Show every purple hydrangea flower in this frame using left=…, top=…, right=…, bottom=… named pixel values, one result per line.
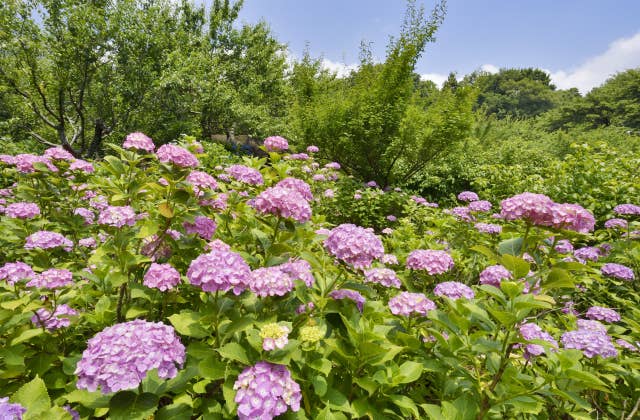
left=73, top=207, right=95, bottom=225
left=306, top=145, right=319, bottom=153
left=406, top=250, right=454, bottom=275
left=434, top=281, right=475, bottom=300
left=285, top=153, right=310, bottom=161
left=576, top=319, right=607, bottom=333
left=386, top=214, right=397, bottom=222
left=25, top=231, right=73, bottom=251
left=27, top=269, right=73, bottom=289
left=554, top=239, right=574, bottom=254
left=186, top=171, right=218, bottom=196
left=366, top=181, right=378, bottom=188
left=457, top=191, right=479, bottom=202
left=500, top=192, right=555, bottom=226
left=601, top=263, right=635, bottom=281
left=251, top=186, right=312, bottom=223
left=586, top=306, right=621, bottom=323
left=75, top=320, right=185, bottom=394
left=389, top=292, right=436, bottom=316
left=381, top=227, right=394, bottom=235
left=604, top=218, right=628, bottom=229
left=14, top=153, right=57, bottom=173
left=249, top=266, right=295, bottom=297
left=187, top=247, right=251, bottom=295
left=264, top=136, right=289, bottom=152
left=5, top=202, right=40, bottom=219
left=380, top=254, right=399, bottom=265
left=449, top=206, right=472, bottom=221
left=69, top=159, right=94, bottom=173
left=156, top=144, right=199, bottom=167
left=260, top=323, right=290, bottom=351
left=479, top=264, right=512, bottom=287
left=183, top=216, right=217, bottom=240
left=519, top=322, right=558, bottom=357
left=78, top=237, right=97, bottom=248
left=468, top=200, right=492, bottom=212
left=98, top=206, right=137, bottom=228
left=616, top=339, right=639, bottom=352
left=573, top=246, right=600, bottom=264
left=144, top=263, right=181, bottom=291
left=32, top=304, right=77, bottom=330
left=353, top=193, right=362, bottom=200
left=614, top=204, right=640, bottom=216
left=44, top=147, right=75, bottom=161
left=549, top=203, right=595, bottom=233
left=474, top=223, right=502, bottom=234
left=123, top=132, right=155, bottom=152
left=561, top=329, right=617, bottom=358
left=225, top=165, right=263, bottom=185
left=329, top=289, right=366, bottom=312
left=0, top=397, right=26, bottom=419
left=233, top=362, right=301, bottom=420
left=324, top=162, right=340, bottom=170
left=323, top=189, right=335, bottom=198
left=279, top=259, right=314, bottom=287
left=276, top=177, right=313, bottom=201
left=363, top=268, right=401, bottom=288
left=324, top=224, right=384, bottom=269
left=0, top=262, right=35, bottom=285
left=411, top=195, right=428, bottom=205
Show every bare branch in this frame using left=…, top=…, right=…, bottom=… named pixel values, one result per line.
left=29, top=132, right=58, bottom=147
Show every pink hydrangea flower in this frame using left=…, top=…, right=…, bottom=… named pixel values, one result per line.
left=98, top=206, right=137, bottom=228
left=363, top=268, right=401, bottom=288
left=251, top=186, right=311, bottom=223
left=389, top=292, right=436, bottom=316
left=32, top=304, right=78, bottom=330
left=434, top=281, right=475, bottom=300
left=264, top=136, right=289, bottom=151
left=306, top=145, right=319, bottom=153
left=183, top=216, right=217, bottom=240
left=69, top=159, right=95, bottom=173
left=457, top=191, right=479, bottom=202
left=324, top=224, right=384, bottom=269
left=500, top=193, right=555, bottom=226
left=44, top=147, right=75, bottom=160
left=5, top=202, right=40, bottom=219
left=225, top=165, right=264, bottom=185
left=276, top=177, right=313, bottom=201
left=329, top=289, right=366, bottom=312
left=249, top=266, right=294, bottom=297
left=144, top=263, right=181, bottom=291
left=549, top=203, right=595, bottom=233
left=123, top=132, right=155, bottom=152
left=187, top=247, right=251, bottom=295
left=406, top=250, right=454, bottom=275
left=186, top=170, right=218, bottom=196
left=0, top=262, right=35, bottom=285
left=156, top=144, right=199, bottom=167
left=25, top=231, right=73, bottom=251
left=479, top=264, right=512, bottom=287
left=27, top=268, right=73, bottom=289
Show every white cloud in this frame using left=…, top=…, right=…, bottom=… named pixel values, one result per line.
left=419, top=72, right=449, bottom=87
left=321, top=59, right=358, bottom=78
left=548, top=31, right=640, bottom=94
left=480, top=63, right=499, bottom=74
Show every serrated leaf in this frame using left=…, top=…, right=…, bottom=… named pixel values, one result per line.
left=497, top=237, right=523, bottom=256
left=11, top=328, right=44, bottom=345
left=64, top=389, right=110, bottom=409
left=109, top=391, right=158, bottom=420
left=12, top=376, right=50, bottom=416
left=158, top=202, right=174, bottom=218
left=217, top=342, right=250, bottom=365
left=168, top=311, right=210, bottom=338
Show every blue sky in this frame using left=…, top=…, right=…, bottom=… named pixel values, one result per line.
left=231, top=0, right=640, bottom=93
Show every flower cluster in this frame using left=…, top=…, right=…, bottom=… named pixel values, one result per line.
left=143, top=263, right=181, bottom=291
left=233, top=362, right=301, bottom=420
left=329, top=289, right=366, bottom=312
left=14, top=153, right=57, bottom=173
left=405, top=250, right=454, bottom=275
left=561, top=328, right=617, bottom=359
left=75, top=320, right=185, bottom=394
left=586, top=306, right=621, bottom=323
left=98, top=206, right=137, bottom=228
left=249, top=266, right=295, bottom=297
left=306, top=145, right=319, bottom=153
left=187, top=247, right=251, bottom=295
left=614, top=203, right=640, bottom=216
left=183, top=216, right=217, bottom=240
left=604, top=218, right=628, bottom=229
left=32, top=304, right=78, bottom=330
left=474, top=222, right=502, bottom=234
left=479, top=265, right=512, bottom=287
left=225, top=164, right=264, bottom=185
left=573, top=246, right=600, bottom=263
left=285, top=153, right=309, bottom=161
left=468, top=200, right=492, bottom=212
left=27, top=269, right=73, bottom=289
left=186, top=170, right=218, bottom=196
left=251, top=186, right=311, bottom=223
left=279, top=259, right=315, bottom=287
left=5, top=202, right=40, bottom=219
left=123, top=132, right=155, bottom=152
left=44, top=147, right=75, bottom=161
left=389, top=292, right=436, bottom=316
left=260, top=323, right=290, bottom=351
left=25, top=231, right=73, bottom=251
left=549, top=203, right=595, bottom=233
left=69, top=159, right=95, bottom=173
left=73, top=207, right=95, bottom=225
left=324, top=224, right=384, bottom=269
left=457, top=191, right=479, bottom=202
left=434, top=281, right=475, bottom=300
left=554, top=239, right=574, bottom=254
left=276, top=177, right=313, bottom=201
left=519, top=323, right=557, bottom=357
left=601, top=263, right=635, bottom=281
left=0, top=397, right=26, bottom=419
left=0, top=262, right=35, bottom=285
left=500, top=193, right=555, bottom=225
left=156, top=144, right=199, bottom=168
left=363, top=268, right=402, bottom=288
left=300, top=325, right=323, bottom=343
left=264, top=136, right=289, bottom=151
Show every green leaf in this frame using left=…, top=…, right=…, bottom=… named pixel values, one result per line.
left=1, top=295, right=30, bottom=310
left=158, top=202, right=174, bottom=219
left=12, top=376, right=50, bottom=416
left=353, top=376, right=378, bottom=396
left=11, top=328, right=44, bottom=345
left=312, top=375, right=328, bottom=397
left=217, top=342, right=250, bottom=365
left=390, top=394, right=420, bottom=417
left=156, top=403, right=193, bottom=420
left=308, top=358, right=332, bottom=376
left=499, top=255, right=530, bottom=278
left=64, top=389, right=110, bottom=409
left=497, top=237, right=523, bottom=256
left=470, top=245, right=498, bottom=262
left=168, top=311, right=210, bottom=338
left=109, top=391, right=159, bottom=420
left=394, top=361, right=423, bottom=385
left=544, top=268, right=576, bottom=290
left=199, top=356, right=226, bottom=380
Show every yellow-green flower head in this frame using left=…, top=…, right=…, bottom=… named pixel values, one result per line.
left=299, top=325, right=323, bottom=343
left=260, top=323, right=290, bottom=351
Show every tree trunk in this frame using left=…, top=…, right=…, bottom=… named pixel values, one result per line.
left=86, top=118, right=105, bottom=158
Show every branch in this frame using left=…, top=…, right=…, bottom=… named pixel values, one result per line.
left=29, top=132, right=58, bottom=147
left=17, top=39, right=60, bottom=122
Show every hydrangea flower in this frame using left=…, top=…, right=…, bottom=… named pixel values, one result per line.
left=279, top=259, right=314, bottom=287
left=251, top=187, right=311, bottom=223
left=27, top=269, right=73, bottom=289
left=156, top=144, right=199, bottom=168
left=264, top=136, right=289, bottom=151
left=78, top=237, right=97, bottom=248
left=329, top=289, right=366, bottom=312
left=260, top=323, right=290, bottom=351
left=434, top=281, right=475, bottom=300
left=519, top=323, right=557, bottom=357
left=285, top=153, right=310, bottom=161
left=324, top=224, right=384, bottom=269
left=457, top=191, right=479, bottom=202
left=324, top=162, right=340, bottom=170
left=468, top=200, right=492, bottom=212
left=299, top=325, right=323, bottom=343
left=75, top=320, right=185, bottom=394
left=186, top=170, right=218, bottom=196
left=389, top=292, right=436, bottom=316
left=363, top=268, right=401, bottom=288
left=586, top=306, right=621, bottom=323
left=500, top=192, right=555, bottom=226
left=380, top=254, right=399, bottom=265
left=604, top=218, right=628, bottom=229
left=187, top=247, right=251, bottom=295
left=73, top=207, right=95, bottom=225
left=323, top=189, right=335, bottom=198
left=32, top=304, right=78, bottom=330
left=616, top=339, right=639, bottom=352
left=43, top=147, right=74, bottom=161
left=233, top=362, right=301, bottom=420
left=225, top=165, right=264, bottom=185
left=601, top=263, right=635, bottom=281
left=183, top=216, right=217, bottom=240
left=554, top=239, right=574, bottom=254
left=98, top=206, right=137, bottom=228
left=474, top=223, right=502, bottom=234
left=561, top=329, right=617, bottom=358
left=144, top=263, right=181, bottom=291
left=381, top=227, right=394, bottom=235
left=5, top=202, right=40, bottom=219
left=123, top=132, right=155, bottom=152
left=306, top=145, right=319, bottom=153
left=276, top=178, right=313, bottom=201
left=25, top=231, right=73, bottom=251
left=406, top=250, right=454, bottom=275
left=386, top=214, right=397, bottom=222
left=14, top=153, right=57, bottom=173
left=549, top=203, right=595, bottom=233
left=0, top=397, right=26, bottom=419
left=0, top=262, right=35, bottom=285
left=576, top=319, right=607, bottom=333
left=479, top=264, right=512, bottom=287
left=573, top=246, right=600, bottom=263
left=614, top=204, right=640, bottom=216
left=249, top=266, right=294, bottom=297
left=366, top=181, right=378, bottom=188
left=449, top=206, right=472, bottom=221
left=69, top=159, right=95, bottom=173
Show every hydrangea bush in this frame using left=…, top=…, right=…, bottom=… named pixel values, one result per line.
left=0, top=134, right=638, bottom=419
